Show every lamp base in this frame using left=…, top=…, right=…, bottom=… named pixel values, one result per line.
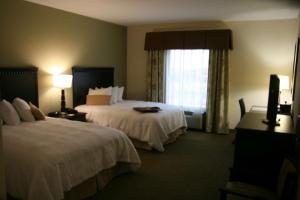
left=61, top=89, right=66, bottom=112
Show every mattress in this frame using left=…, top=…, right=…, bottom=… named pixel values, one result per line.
left=75, top=100, right=187, bottom=152
left=2, top=117, right=141, bottom=200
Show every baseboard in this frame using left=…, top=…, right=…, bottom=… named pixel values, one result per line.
left=187, top=127, right=205, bottom=132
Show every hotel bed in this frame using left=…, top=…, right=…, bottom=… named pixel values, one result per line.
left=72, top=67, right=187, bottom=152
left=0, top=67, right=141, bottom=200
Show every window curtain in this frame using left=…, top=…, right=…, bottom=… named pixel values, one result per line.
left=206, top=49, right=229, bottom=134
left=146, top=50, right=166, bottom=102
left=165, top=50, right=209, bottom=113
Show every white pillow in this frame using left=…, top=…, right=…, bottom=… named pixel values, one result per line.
left=12, top=97, right=35, bottom=122
left=111, top=86, right=119, bottom=104
left=88, top=87, right=112, bottom=96
left=88, top=88, right=96, bottom=95
left=0, top=99, right=21, bottom=125
left=87, top=87, right=113, bottom=104
left=103, top=86, right=112, bottom=95
left=118, top=86, right=124, bottom=102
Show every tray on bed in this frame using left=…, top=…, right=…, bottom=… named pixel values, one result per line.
left=133, top=106, right=161, bottom=113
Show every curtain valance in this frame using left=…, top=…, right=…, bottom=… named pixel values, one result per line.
left=144, top=29, right=232, bottom=50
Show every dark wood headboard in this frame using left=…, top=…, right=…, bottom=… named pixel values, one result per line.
left=72, top=67, right=114, bottom=107
left=0, top=66, right=39, bottom=106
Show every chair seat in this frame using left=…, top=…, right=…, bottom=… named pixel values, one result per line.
left=220, top=159, right=297, bottom=200
left=220, top=181, right=278, bottom=200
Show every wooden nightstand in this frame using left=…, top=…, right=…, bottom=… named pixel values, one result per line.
left=48, top=112, right=87, bottom=122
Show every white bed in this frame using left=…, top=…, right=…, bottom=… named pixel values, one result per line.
left=3, top=117, right=141, bottom=200
left=75, top=100, right=187, bottom=152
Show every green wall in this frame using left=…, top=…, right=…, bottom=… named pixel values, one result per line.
left=0, top=0, right=127, bottom=113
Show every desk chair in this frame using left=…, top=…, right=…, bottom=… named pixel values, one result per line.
left=219, top=158, right=297, bottom=200
left=239, top=98, right=246, bottom=119
left=232, top=98, right=246, bottom=145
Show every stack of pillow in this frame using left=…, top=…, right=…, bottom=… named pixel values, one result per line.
left=0, top=97, right=45, bottom=126
left=86, top=86, right=124, bottom=105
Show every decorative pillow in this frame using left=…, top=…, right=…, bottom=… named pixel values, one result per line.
left=12, top=98, right=35, bottom=122
left=86, top=95, right=112, bottom=105
left=29, top=102, right=46, bottom=120
left=118, top=86, right=124, bottom=102
left=0, top=99, right=21, bottom=125
left=111, top=86, right=119, bottom=104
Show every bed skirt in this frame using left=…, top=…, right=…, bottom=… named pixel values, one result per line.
left=8, top=162, right=138, bottom=200
left=130, top=127, right=186, bottom=151
left=63, top=162, right=138, bottom=200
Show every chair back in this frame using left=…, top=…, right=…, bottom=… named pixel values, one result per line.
left=238, top=98, right=246, bottom=119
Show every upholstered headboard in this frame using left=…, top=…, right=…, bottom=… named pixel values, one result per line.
left=0, top=67, right=39, bottom=106
left=72, top=67, right=114, bottom=107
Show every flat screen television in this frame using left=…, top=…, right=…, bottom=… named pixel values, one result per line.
left=263, top=74, right=280, bottom=126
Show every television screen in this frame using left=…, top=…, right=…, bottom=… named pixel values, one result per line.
left=265, top=74, right=280, bottom=125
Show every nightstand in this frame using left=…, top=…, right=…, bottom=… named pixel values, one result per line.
left=48, top=112, right=87, bottom=122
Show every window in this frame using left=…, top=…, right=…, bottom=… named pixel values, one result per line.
left=165, top=49, right=209, bottom=113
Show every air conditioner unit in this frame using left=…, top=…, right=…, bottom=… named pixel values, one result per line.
left=184, top=111, right=205, bottom=130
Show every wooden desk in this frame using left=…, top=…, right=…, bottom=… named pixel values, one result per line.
left=233, top=112, right=296, bottom=189
left=236, top=112, right=294, bottom=134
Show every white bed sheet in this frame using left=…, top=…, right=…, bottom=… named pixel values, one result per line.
left=76, top=100, right=187, bottom=152
left=3, top=117, right=141, bottom=200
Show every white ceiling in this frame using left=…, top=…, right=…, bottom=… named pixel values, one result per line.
left=26, top=0, right=300, bottom=26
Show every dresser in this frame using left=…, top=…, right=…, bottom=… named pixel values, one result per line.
left=233, top=112, right=296, bottom=190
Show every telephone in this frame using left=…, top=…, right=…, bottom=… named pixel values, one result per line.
left=48, top=108, right=78, bottom=117
left=48, top=111, right=60, bottom=117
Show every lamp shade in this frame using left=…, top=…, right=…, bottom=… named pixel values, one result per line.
left=53, top=74, right=72, bottom=89
left=278, top=75, right=289, bottom=90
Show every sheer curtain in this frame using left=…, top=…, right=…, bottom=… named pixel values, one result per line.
left=165, top=50, right=209, bottom=113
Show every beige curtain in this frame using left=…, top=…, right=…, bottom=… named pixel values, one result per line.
left=146, top=50, right=166, bottom=102
left=206, top=49, right=229, bottom=134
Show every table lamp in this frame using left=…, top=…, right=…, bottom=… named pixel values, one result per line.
left=278, top=75, right=290, bottom=104
left=53, top=74, right=72, bottom=112
left=279, top=75, right=289, bottom=91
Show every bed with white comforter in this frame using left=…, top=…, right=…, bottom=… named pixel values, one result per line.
left=3, top=117, right=141, bottom=200
left=75, top=100, right=187, bottom=152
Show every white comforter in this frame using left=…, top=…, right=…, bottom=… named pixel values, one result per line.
left=2, top=118, right=141, bottom=200
left=76, top=100, right=187, bottom=152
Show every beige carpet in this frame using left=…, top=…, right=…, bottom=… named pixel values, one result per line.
left=95, top=131, right=235, bottom=200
